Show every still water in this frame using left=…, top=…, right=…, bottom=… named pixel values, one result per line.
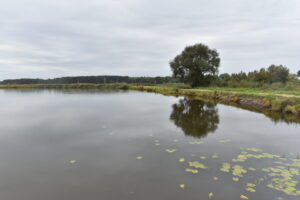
left=0, top=89, right=299, bottom=200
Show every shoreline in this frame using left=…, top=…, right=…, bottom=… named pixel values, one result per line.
left=1, top=83, right=300, bottom=122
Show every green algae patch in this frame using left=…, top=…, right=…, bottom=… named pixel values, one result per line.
left=232, top=151, right=281, bottom=162
left=246, top=148, right=262, bottom=152
left=233, top=177, right=240, bottom=181
left=212, top=153, right=219, bottom=158
left=246, top=183, right=256, bottom=187
left=189, top=141, right=203, bottom=144
left=69, top=160, right=77, bottom=164
left=219, top=139, right=231, bottom=143
left=287, top=159, right=300, bottom=168
left=185, top=168, right=199, bottom=174
left=136, top=156, right=143, bottom=160
left=265, top=167, right=300, bottom=196
left=232, top=154, right=248, bottom=162
left=246, top=187, right=256, bottom=192
left=165, top=149, right=177, bottom=153
left=220, top=162, right=231, bottom=173
left=240, top=195, right=249, bottom=199
left=189, top=161, right=208, bottom=169
left=232, top=165, right=247, bottom=177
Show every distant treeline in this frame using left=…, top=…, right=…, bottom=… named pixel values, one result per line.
left=0, top=76, right=177, bottom=85
left=1, top=65, right=299, bottom=89
left=212, top=65, right=300, bottom=88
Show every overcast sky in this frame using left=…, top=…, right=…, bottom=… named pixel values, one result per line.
left=0, top=0, right=299, bottom=80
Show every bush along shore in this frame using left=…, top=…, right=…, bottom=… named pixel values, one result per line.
left=1, top=83, right=300, bottom=122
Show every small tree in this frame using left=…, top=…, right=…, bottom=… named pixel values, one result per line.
left=169, top=43, right=220, bottom=87
left=253, top=68, right=269, bottom=83
left=267, top=65, right=289, bottom=83
left=297, top=70, right=300, bottom=77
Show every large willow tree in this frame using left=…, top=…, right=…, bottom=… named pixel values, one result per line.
left=169, top=43, right=220, bottom=87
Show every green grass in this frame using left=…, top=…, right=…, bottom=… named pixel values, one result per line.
left=129, top=84, right=300, bottom=119
left=141, top=84, right=300, bottom=100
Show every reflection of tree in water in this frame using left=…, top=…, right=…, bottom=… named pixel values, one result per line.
left=170, top=98, right=219, bottom=138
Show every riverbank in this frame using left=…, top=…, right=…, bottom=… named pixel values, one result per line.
left=1, top=83, right=300, bottom=122
left=128, top=85, right=300, bottom=121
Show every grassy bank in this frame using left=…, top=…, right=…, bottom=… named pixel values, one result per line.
left=1, top=83, right=300, bottom=122
left=128, top=85, right=300, bottom=121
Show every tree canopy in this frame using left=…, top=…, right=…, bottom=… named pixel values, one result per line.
left=169, top=43, right=220, bottom=87
left=267, top=65, right=289, bottom=83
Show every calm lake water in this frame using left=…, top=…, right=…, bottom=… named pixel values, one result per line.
left=0, top=89, right=299, bottom=200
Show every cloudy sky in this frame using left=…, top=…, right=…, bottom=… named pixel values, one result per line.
left=0, top=0, right=299, bottom=80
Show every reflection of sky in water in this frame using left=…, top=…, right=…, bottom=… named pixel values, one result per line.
left=0, top=90, right=299, bottom=200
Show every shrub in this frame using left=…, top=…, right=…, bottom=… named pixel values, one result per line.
left=284, top=105, right=297, bottom=114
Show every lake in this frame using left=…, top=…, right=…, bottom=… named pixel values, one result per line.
left=0, top=89, right=299, bottom=200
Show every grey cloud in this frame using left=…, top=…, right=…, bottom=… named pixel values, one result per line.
left=0, top=0, right=299, bottom=80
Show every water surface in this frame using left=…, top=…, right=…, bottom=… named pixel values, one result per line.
left=0, top=90, right=299, bottom=200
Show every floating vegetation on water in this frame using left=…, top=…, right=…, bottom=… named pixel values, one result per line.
left=136, top=156, right=143, bottom=160
left=240, top=195, right=249, bottom=199
left=189, top=161, right=207, bottom=169
left=136, top=136, right=300, bottom=198
left=212, top=153, right=219, bottom=158
left=232, top=154, right=248, bottom=162
left=154, top=140, right=161, bottom=146
left=189, top=141, right=203, bottom=145
left=246, top=183, right=256, bottom=187
left=266, top=167, right=300, bottom=196
left=246, top=148, right=262, bottom=152
left=185, top=168, right=198, bottom=174
left=219, top=139, right=231, bottom=143
left=232, top=165, right=247, bottom=177
left=261, top=168, right=270, bottom=172
left=232, top=152, right=280, bottom=162
left=165, top=149, right=177, bottom=153
left=287, top=159, right=300, bottom=168
left=69, top=160, right=76, bottom=164
left=246, top=187, right=256, bottom=192
left=220, top=162, right=231, bottom=173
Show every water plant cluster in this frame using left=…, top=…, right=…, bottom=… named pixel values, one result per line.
left=135, top=136, right=300, bottom=199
